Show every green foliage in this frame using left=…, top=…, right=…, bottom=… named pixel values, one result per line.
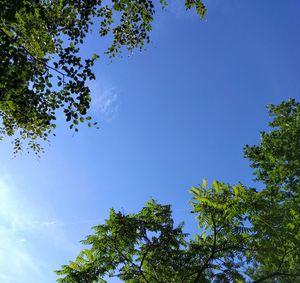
left=0, top=0, right=206, bottom=154
left=57, top=100, right=300, bottom=282
left=56, top=199, right=200, bottom=282
left=244, top=99, right=300, bottom=282
left=244, top=99, right=300, bottom=191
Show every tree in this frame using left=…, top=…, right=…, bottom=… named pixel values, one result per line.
left=243, top=99, right=300, bottom=282
left=0, top=0, right=206, bottom=154
left=56, top=99, right=300, bottom=282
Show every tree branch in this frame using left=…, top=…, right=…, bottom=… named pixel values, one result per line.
left=252, top=272, right=300, bottom=283
left=252, top=248, right=297, bottom=283
left=0, top=27, right=67, bottom=77
left=110, top=239, right=160, bottom=283
left=193, top=213, right=218, bottom=282
left=139, top=243, right=153, bottom=270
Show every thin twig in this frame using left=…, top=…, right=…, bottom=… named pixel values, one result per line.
left=252, top=272, right=300, bottom=283
left=0, top=27, right=67, bottom=78
left=193, top=213, right=218, bottom=282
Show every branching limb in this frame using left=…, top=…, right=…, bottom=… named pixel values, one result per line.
left=252, top=272, right=300, bottom=283
left=193, top=213, right=218, bottom=283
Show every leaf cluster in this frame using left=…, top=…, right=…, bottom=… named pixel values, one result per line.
left=0, top=0, right=206, bottom=154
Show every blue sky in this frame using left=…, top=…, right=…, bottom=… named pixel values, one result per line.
left=1, top=1, right=300, bottom=282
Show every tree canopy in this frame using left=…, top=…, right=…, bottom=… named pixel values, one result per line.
left=56, top=99, right=300, bottom=282
left=0, top=0, right=206, bottom=154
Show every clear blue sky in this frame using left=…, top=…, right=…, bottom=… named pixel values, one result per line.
left=0, top=1, right=299, bottom=282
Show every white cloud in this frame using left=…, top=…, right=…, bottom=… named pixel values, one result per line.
left=89, top=79, right=119, bottom=122
left=0, top=176, right=75, bottom=283
left=0, top=180, right=46, bottom=282
left=40, top=221, right=64, bottom=227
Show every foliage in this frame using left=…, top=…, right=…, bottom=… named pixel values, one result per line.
left=0, top=0, right=206, bottom=154
left=244, top=99, right=300, bottom=282
left=56, top=99, right=300, bottom=282
left=244, top=99, right=300, bottom=191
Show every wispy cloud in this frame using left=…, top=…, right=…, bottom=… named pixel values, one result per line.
left=0, top=176, right=75, bottom=283
left=0, top=179, right=46, bottom=282
left=89, top=78, right=119, bottom=122
left=40, top=221, right=64, bottom=227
